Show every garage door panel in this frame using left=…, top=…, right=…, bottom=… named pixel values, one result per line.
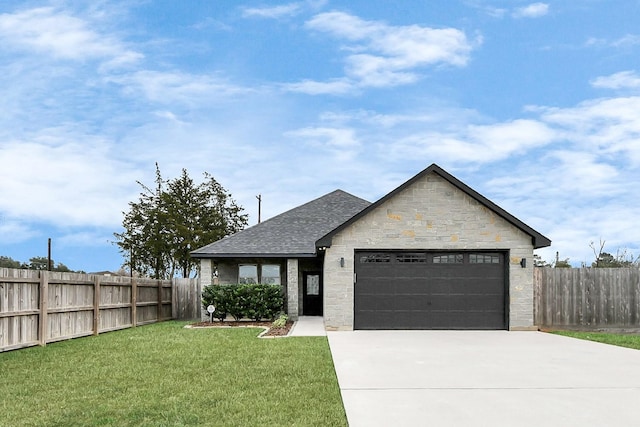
left=355, top=251, right=506, bottom=330
left=392, top=295, right=430, bottom=311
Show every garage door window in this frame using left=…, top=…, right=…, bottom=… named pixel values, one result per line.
left=470, top=254, right=500, bottom=264
left=396, top=254, right=427, bottom=263
left=433, top=254, right=463, bottom=264
left=360, top=254, right=391, bottom=263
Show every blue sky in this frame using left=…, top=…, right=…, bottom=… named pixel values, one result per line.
left=1, top=0, right=639, bottom=272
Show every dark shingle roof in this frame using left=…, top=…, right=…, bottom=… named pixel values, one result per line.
left=191, top=190, right=371, bottom=258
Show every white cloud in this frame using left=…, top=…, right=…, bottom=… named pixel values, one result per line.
left=0, top=135, right=138, bottom=228
left=284, top=78, right=354, bottom=95
left=242, top=3, right=302, bottom=19
left=285, top=126, right=361, bottom=161
left=0, top=219, right=39, bottom=244
left=295, top=11, right=473, bottom=92
left=110, top=70, right=253, bottom=106
left=0, top=7, right=141, bottom=67
left=58, top=231, right=113, bottom=248
left=591, top=71, right=640, bottom=90
left=586, top=34, right=640, bottom=49
left=512, top=3, right=549, bottom=18
left=611, top=34, right=640, bottom=48
left=386, top=119, right=555, bottom=164
left=536, top=96, right=640, bottom=165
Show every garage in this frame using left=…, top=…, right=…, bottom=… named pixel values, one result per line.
left=354, top=251, right=507, bottom=330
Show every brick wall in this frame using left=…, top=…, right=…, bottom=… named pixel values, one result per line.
left=323, top=172, right=535, bottom=330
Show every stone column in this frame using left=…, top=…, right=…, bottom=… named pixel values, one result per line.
left=287, top=259, right=299, bottom=320
left=200, top=259, right=213, bottom=321
left=200, top=259, right=213, bottom=288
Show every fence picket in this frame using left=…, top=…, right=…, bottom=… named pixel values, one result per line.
left=535, top=267, right=640, bottom=329
left=1, top=268, right=201, bottom=352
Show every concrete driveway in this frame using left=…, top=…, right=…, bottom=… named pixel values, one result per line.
left=327, top=331, right=640, bottom=427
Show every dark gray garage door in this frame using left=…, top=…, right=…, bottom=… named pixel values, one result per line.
left=354, top=251, right=506, bottom=330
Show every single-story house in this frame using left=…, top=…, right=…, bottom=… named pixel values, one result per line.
left=191, top=164, right=551, bottom=331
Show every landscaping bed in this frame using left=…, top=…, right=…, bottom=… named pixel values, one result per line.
left=188, top=320, right=295, bottom=337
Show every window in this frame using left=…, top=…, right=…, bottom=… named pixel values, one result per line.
left=470, top=254, right=500, bottom=264
left=360, top=254, right=391, bottom=263
left=396, top=254, right=427, bottom=263
left=238, top=265, right=258, bottom=284
left=432, top=254, right=463, bottom=264
left=261, top=264, right=281, bottom=285
left=238, top=264, right=281, bottom=285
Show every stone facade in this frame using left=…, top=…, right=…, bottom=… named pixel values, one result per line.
left=287, top=259, right=299, bottom=320
left=323, top=172, right=535, bottom=331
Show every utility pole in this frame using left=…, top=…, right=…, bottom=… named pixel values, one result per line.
left=47, top=238, right=52, bottom=271
left=256, top=194, right=262, bottom=224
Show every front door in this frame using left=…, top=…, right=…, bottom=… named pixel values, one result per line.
left=303, top=272, right=323, bottom=316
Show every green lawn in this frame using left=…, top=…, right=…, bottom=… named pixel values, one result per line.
left=552, top=331, right=640, bottom=350
left=0, top=321, right=347, bottom=427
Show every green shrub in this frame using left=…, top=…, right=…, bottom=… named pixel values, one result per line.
left=201, top=285, right=228, bottom=321
left=272, top=313, right=288, bottom=328
left=202, top=283, right=284, bottom=321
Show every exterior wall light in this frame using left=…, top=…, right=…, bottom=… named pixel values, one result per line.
left=340, top=257, right=345, bottom=268
left=520, top=258, right=527, bottom=268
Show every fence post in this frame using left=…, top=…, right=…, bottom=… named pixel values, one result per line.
left=39, top=271, right=49, bottom=347
left=157, top=280, right=163, bottom=321
left=171, top=279, right=177, bottom=320
left=131, top=277, right=137, bottom=327
left=93, top=276, right=101, bottom=336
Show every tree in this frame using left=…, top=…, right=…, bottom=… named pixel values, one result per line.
left=590, top=239, right=640, bottom=268
left=114, top=165, right=248, bottom=279
left=27, top=256, right=72, bottom=272
left=0, top=256, right=22, bottom=269
left=533, top=252, right=571, bottom=268
left=554, top=258, right=572, bottom=268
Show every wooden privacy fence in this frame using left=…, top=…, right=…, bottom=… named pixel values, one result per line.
left=0, top=268, right=201, bottom=352
left=534, top=267, right=640, bottom=328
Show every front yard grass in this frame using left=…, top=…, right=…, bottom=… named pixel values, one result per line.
left=552, top=330, right=640, bottom=350
left=0, top=321, right=347, bottom=426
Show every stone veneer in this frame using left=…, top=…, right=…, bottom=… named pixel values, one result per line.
left=323, top=172, right=535, bottom=331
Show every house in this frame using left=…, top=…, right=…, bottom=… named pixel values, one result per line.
left=191, top=164, right=551, bottom=331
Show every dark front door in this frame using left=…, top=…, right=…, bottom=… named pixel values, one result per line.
left=303, top=272, right=323, bottom=316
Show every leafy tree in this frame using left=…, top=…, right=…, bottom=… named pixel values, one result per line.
left=28, top=256, right=49, bottom=271
left=590, top=239, right=640, bottom=268
left=0, top=256, right=22, bottom=269
left=27, top=256, right=72, bottom=272
left=114, top=164, right=248, bottom=279
left=0, top=255, right=75, bottom=272
left=554, top=258, right=572, bottom=268
left=534, top=252, right=571, bottom=268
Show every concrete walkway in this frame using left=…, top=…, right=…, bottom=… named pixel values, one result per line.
left=327, top=331, right=640, bottom=427
left=289, top=316, right=327, bottom=337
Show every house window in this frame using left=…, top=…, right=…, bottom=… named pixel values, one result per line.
left=238, top=264, right=281, bottom=285
left=261, top=264, right=281, bottom=285
left=238, top=265, right=258, bottom=284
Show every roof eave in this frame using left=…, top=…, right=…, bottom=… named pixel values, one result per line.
left=191, top=252, right=319, bottom=259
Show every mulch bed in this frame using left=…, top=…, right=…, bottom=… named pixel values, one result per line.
left=188, top=320, right=294, bottom=337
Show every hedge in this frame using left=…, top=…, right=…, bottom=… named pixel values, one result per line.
left=202, top=283, right=285, bottom=321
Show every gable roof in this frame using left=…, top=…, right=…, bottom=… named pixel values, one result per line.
left=316, top=163, right=551, bottom=249
left=191, top=190, right=371, bottom=258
